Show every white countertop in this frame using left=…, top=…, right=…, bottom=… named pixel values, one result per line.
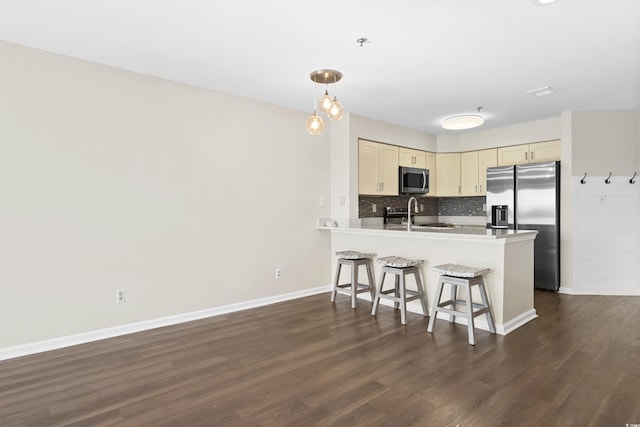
left=318, top=221, right=537, bottom=241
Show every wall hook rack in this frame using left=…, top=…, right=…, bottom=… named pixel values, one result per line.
left=580, top=173, right=587, bottom=184
left=630, top=172, right=637, bottom=184
left=605, top=173, right=612, bottom=184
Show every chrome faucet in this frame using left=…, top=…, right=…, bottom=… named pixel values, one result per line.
left=407, top=197, right=418, bottom=231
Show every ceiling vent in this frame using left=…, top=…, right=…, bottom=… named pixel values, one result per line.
left=526, top=86, right=556, bottom=97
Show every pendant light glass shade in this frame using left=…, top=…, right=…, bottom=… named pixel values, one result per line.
left=327, top=97, right=344, bottom=121
left=319, top=89, right=333, bottom=113
left=306, top=111, right=325, bottom=135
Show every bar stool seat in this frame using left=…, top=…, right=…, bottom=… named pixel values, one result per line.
left=331, top=251, right=376, bottom=309
left=427, top=263, right=496, bottom=345
left=371, top=256, right=428, bottom=325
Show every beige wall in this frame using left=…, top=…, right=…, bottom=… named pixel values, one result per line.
left=0, top=42, right=332, bottom=349
left=570, top=109, right=639, bottom=176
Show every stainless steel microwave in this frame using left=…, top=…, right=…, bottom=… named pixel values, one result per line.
left=399, top=166, right=429, bottom=194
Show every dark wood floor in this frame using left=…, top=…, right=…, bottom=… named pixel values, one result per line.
left=1, top=291, right=639, bottom=426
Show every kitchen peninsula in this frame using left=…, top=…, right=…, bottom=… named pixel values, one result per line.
left=319, top=223, right=538, bottom=334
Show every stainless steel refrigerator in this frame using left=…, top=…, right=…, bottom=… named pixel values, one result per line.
left=486, top=161, right=560, bottom=291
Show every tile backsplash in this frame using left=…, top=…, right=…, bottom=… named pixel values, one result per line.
left=437, top=196, right=486, bottom=216
left=359, top=195, right=485, bottom=218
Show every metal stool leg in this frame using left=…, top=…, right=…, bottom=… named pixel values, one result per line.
left=449, top=280, right=457, bottom=323
left=366, top=260, right=375, bottom=301
left=393, top=274, right=400, bottom=311
left=464, top=282, right=476, bottom=345
left=371, top=270, right=386, bottom=316
left=478, top=279, right=496, bottom=333
left=350, top=262, right=359, bottom=309
left=427, top=277, right=445, bottom=332
left=331, top=261, right=343, bottom=303
left=413, top=270, right=428, bottom=316
left=399, top=272, right=407, bottom=325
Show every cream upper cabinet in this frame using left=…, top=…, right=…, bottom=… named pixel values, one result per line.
left=425, top=151, right=436, bottom=197
left=530, top=140, right=561, bottom=163
left=358, top=139, right=399, bottom=195
left=497, top=140, right=560, bottom=166
left=460, top=151, right=480, bottom=196
left=398, top=147, right=426, bottom=168
left=478, top=148, right=498, bottom=195
left=460, top=149, right=497, bottom=196
left=435, top=152, right=461, bottom=197
left=497, top=145, right=530, bottom=166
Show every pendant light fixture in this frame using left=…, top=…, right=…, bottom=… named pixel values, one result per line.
left=306, top=69, right=344, bottom=135
left=442, top=107, right=485, bottom=131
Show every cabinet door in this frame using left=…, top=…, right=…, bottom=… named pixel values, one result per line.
left=398, top=148, right=414, bottom=167
left=530, top=140, right=561, bottom=163
left=460, top=151, right=480, bottom=196
left=435, top=152, right=461, bottom=197
left=497, top=144, right=529, bottom=166
left=425, top=151, right=436, bottom=197
left=478, top=148, right=497, bottom=195
left=378, top=144, right=399, bottom=195
left=411, top=150, right=426, bottom=168
left=358, top=140, right=380, bottom=195
left=398, top=148, right=426, bottom=168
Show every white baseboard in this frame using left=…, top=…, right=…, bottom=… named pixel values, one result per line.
left=432, top=308, right=537, bottom=336
left=0, top=285, right=331, bottom=362
left=499, top=309, right=538, bottom=335
left=559, top=286, right=640, bottom=296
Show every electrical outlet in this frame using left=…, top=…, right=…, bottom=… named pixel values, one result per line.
left=599, top=195, right=606, bottom=205
left=116, top=289, right=125, bottom=304
left=420, top=204, right=424, bottom=212
left=318, top=196, right=325, bottom=206
left=340, top=196, right=346, bottom=206
left=372, top=203, right=377, bottom=213
left=275, top=268, right=282, bottom=279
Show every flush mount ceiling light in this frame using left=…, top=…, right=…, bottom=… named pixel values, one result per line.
left=306, top=69, right=345, bottom=135
left=442, top=107, right=485, bottom=131
left=534, top=0, right=559, bottom=5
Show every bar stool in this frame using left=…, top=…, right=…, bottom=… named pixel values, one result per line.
left=427, top=263, right=496, bottom=345
left=331, top=251, right=376, bottom=309
left=371, top=256, right=428, bottom=325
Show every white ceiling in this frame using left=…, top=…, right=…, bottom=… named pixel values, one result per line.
left=1, top=0, right=639, bottom=134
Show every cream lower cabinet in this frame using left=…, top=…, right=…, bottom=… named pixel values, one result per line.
left=358, top=139, right=399, bottom=195
left=435, top=152, right=461, bottom=197
left=461, top=149, right=497, bottom=196
left=497, top=140, right=560, bottom=166
left=399, top=147, right=426, bottom=168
